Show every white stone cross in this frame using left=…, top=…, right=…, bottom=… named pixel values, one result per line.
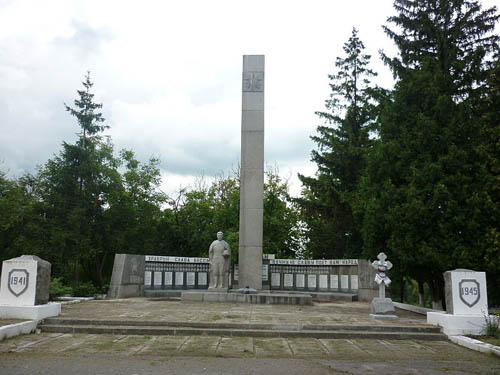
left=371, top=252, right=393, bottom=299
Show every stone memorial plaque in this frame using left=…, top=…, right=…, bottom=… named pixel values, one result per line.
left=444, top=270, right=488, bottom=315
left=0, top=255, right=51, bottom=306
left=153, top=272, right=162, bottom=286
left=175, top=272, right=184, bottom=286
left=144, top=271, right=152, bottom=286
left=330, top=275, right=339, bottom=289
left=341, top=275, right=349, bottom=289
left=271, top=273, right=281, bottom=287
left=164, top=271, right=173, bottom=286
left=284, top=273, right=293, bottom=287
left=296, top=273, right=305, bottom=288
left=198, top=272, right=207, bottom=285
left=262, top=264, right=269, bottom=281
left=319, top=274, right=328, bottom=289
left=308, top=274, right=317, bottom=289
left=186, top=272, right=195, bottom=286
left=351, top=275, right=359, bottom=290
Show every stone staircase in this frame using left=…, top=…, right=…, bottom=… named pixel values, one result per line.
left=39, top=318, right=445, bottom=340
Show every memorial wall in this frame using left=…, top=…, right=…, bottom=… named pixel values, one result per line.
left=144, top=255, right=360, bottom=293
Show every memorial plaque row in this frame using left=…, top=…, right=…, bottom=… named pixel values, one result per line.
left=144, top=267, right=209, bottom=289
left=270, top=273, right=358, bottom=291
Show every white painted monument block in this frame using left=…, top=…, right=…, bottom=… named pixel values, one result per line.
left=445, top=270, right=487, bottom=315
left=0, top=255, right=50, bottom=306
left=427, top=269, right=489, bottom=335
left=0, top=255, right=60, bottom=320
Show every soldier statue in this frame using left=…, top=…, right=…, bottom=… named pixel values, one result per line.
left=208, top=231, right=231, bottom=289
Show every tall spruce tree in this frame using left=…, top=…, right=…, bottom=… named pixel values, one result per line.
left=298, top=28, right=377, bottom=259
left=360, top=0, right=499, bottom=307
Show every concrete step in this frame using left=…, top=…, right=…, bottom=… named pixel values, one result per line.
left=39, top=324, right=446, bottom=340
left=41, top=318, right=441, bottom=333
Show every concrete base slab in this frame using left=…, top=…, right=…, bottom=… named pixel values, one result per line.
left=181, top=291, right=312, bottom=305
left=371, top=297, right=395, bottom=315
left=427, top=312, right=485, bottom=335
left=370, top=314, right=398, bottom=320
left=0, top=320, right=37, bottom=342
left=0, top=303, right=61, bottom=321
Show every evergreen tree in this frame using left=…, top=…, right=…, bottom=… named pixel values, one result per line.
left=298, top=28, right=378, bottom=259
left=360, top=0, right=499, bottom=307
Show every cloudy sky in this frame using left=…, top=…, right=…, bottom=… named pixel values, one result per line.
left=1, top=0, right=497, bottom=197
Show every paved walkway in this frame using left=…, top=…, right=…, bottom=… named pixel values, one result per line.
left=0, top=299, right=498, bottom=374
left=55, top=298, right=428, bottom=326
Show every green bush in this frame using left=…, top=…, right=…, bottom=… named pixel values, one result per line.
left=49, top=277, right=73, bottom=300
left=71, top=281, right=98, bottom=297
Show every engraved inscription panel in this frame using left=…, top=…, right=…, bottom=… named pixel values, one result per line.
left=144, top=271, right=152, bottom=286
left=154, top=272, right=162, bottom=286
left=198, top=272, right=207, bottom=285
left=319, top=274, right=328, bottom=289
left=330, top=275, right=339, bottom=289
left=308, top=274, right=317, bottom=289
left=175, top=272, right=184, bottom=286
left=164, top=271, right=173, bottom=286
left=243, top=72, right=264, bottom=92
left=296, top=274, right=305, bottom=288
left=271, top=273, right=281, bottom=287
left=186, top=272, right=195, bottom=286
left=284, top=273, right=293, bottom=287
left=351, top=275, right=359, bottom=290
left=341, top=275, right=349, bottom=289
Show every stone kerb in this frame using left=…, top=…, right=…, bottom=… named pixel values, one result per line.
left=0, top=255, right=60, bottom=320
left=427, top=269, right=489, bottom=336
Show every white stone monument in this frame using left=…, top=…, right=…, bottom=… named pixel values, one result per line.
left=238, top=55, right=265, bottom=290
left=0, top=255, right=61, bottom=320
left=369, top=252, right=397, bottom=319
left=427, top=269, right=488, bottom=335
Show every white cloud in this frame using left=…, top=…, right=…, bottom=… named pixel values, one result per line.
left=2, top=0, right=497, bottom=195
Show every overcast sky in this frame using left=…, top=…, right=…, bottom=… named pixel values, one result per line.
left=1, top=0, right=497, bottom=197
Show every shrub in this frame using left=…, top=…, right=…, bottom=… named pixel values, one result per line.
left=71, top=281, right=98, bottom=297
left=49, top=277, right=73, bottom=300
left=484, top=313, right=500, bottom=338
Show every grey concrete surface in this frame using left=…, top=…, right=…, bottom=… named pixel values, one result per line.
left=239, top=54, right=265, bottom=290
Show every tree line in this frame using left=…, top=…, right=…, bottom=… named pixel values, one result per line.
left=1, top=0, right=499, bottom=306
left=298, top=0, right=499, bottom=308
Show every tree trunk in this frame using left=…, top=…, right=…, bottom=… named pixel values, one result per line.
left=418, top=280, right=425, bottom=306
left=428, top=278, right=443, bottom=310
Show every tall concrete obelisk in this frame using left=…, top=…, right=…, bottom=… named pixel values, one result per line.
left=238, top=55, right=264, bottom=290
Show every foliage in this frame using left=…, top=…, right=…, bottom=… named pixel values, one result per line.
left=359, top=0, right=500, bottom=307
left=297, top=28, right=378, bottom=259
left=49, top=277, right=73, bottom=300
left=483, top=313, right=500, bottom=338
